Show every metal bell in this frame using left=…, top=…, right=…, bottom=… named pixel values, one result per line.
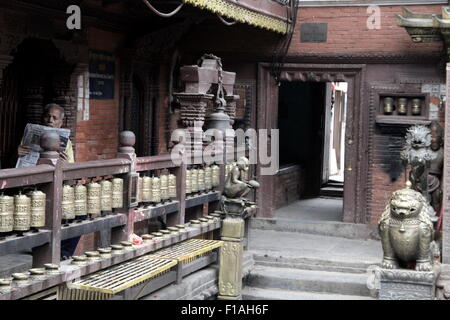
left=62, top=185, right=75, bottom=221
left=197, top=168, right=205, bottom=192
left=160, top=174, right=169, bottom=201
left=150, top=176, right=161, bottom=203
left=186, top=169, right=192, bottom=195
left=74, top=184, right=87, bottom=217
left=168, top=174, right=177, bottom=198
left=112, top=178, right=124, bottom=208
left=29, top=189, right=46, bottom=228
left=204, top=166, right=212, bottom=191
left=100, top=180, right=112, bottom=212
left=87, top=182, right=101, bottom=217
left=142, top=176, right=152, bottom=202
left=190, top=169, right=198, bottom=193
left=13, top=192, right=31, bottom=232
left=211, top=164, right=220, bottom=187
left=0, top=194, right=14, bottom=233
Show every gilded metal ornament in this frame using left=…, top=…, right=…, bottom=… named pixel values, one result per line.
left=87, top=182, right=101, bottom=217
left=168, top=174, right=177, bottom=198
left=28, top=189, right=46, bottom=228
left=378, top=181, right=435, bottom=271
left=74, top=184, right=88, bottom=217
left=111, top=178, right=124, bottom=209
left=100, top=180, right=112, bottom=212
left=13, top=192, right=31, bottom=232
left=0, top=194, right=14, bottom=233
left=151, top=176, right=161, bottom=203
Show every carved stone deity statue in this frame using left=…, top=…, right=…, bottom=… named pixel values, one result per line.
left=427, top=121, right=444, bottom=214
left=378, top=181, right=435, bottom=271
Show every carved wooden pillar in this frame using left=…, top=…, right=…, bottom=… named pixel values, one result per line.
left=442, top=63, right=450, bottom=264
left=225, top=95, right=239, bottom=126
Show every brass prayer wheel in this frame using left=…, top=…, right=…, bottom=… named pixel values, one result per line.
left=29, top=189, right=46, bottom=228
left=87, top=182, right=101, bottom=217
left=150, top=176, right=161, bottom=203
left=186, top=169, right=192, bottom=195
left=211, top=164, right=220, bottom=187
left=13, top=193, right=31, bottom=232
left=397, top=97, right=407, bottom=115
left=198, top=169, right=205, bottom=192
left=62, top=185, right=75, bottom=221
left=191, top=169, right=199, bottom=193
left=112, top=178, right=124, bottom=208
left=137, top=176, right=143, bottom=203
left=160, top=174, right=169, bottom=201
left=74, top=184, right=87, bottom=217
left=100, top=180, right=112, bottom=212
left=0, top=194, right=14, bottom=233
left=204, top=166, right=212, bottom=191
left=383, top=97, right=394, bottom=114
left=411, top=98, right=422, bottom=115
left=168, top=174, right=177, bottom=198
left=142, top=176, right=152, bottom=202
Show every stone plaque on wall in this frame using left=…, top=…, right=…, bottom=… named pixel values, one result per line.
left=301, top=23, right=328, bottom=43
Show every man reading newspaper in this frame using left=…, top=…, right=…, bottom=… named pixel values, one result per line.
left=17, top=103, right=78, bottom=259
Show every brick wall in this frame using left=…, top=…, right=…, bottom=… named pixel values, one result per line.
left=274, top=165, right=304, bottom=209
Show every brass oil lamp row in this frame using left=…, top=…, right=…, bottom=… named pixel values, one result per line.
left=0, top=264, right=61, bottom=292
left=62, top=178, right=124, bottom=222
left=136, top=173, right=177, bottom=204
left=186, top=165, right=220, bottom=195
left=0, top=189, right=46, bottom=235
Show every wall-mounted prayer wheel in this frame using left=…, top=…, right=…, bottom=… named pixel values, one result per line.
left=150, top=176, right=161, bottom=203
left=0, top=194, right=14, bottom=233
left=142, top=176, right=152, bottom=202
left=160, top=174, right=169, bottom=201
left=212, top=164, right=220, bottom=187
left=204, top=166, right=212, bottom=191
left=111, top=178, right=124, bottom=208
left=168, top=174, right=177, bottom=198
left=137, top=176, right=143, bottom=203
left=198, top=169, right=205, bottom=192
left=100, top=180, right=112, bottom=212
left=62, top=185, right=75, bottom=221
left=13, top=193, right=31, bottom=232
left=74, top=184, right=87, bottom=217
left=191, top=169, right=198, bottom=193
left=87, top=182, right=101, bottom=217
left=29, top=189, right=46, bottom=228
left=186, top=170, right=192, bottom=194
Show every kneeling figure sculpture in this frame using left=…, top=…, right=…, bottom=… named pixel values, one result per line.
left=378, top=181, right=434, bottom=271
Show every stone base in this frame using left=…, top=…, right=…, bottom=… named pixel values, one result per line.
left=379, top=267, right=440, bottom=300
left=217, top=294, right=242, bottom=300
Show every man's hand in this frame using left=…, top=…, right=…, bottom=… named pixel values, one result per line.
left=59, top=150, right=69, bottom=162
left=18, top=145, right=32, bottom=157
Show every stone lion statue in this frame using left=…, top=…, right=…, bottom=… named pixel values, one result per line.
left=378, top=181, right=434, bottom=271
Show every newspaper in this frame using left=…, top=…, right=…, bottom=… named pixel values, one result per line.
left=16, top=124, right=71, bottom=168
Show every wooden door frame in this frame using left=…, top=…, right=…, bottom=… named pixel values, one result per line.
left=256, top=63, right=367, bottom=223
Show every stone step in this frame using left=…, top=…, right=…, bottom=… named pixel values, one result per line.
left=250, top=218, right=380, bottom=240
left=242, top=286, right=375, bottom=300
left=244, top=265, right=371, bottom=297
left=252, top=251, right=377, bottom=274
left=320, top=187, right=343, bottom=198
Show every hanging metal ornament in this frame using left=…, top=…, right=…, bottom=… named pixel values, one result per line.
left=204, top=166, right=212, bottom=191
left=190, top=168, right=198, bottom=193
left=62, top=185, right=75, bottom=221
left=0, top=194, right=14, bottom=233
left=29, top=189, right=46, bottom=228
left=150, top=176, right=161, bottom=203
left=100, top=180, right=112, bottom=213
left=112, top=178, right=124, bottom=209
left=168, top=174, right=177, bottom=198
left=197, top=168, right=205, bottom=192
left=211, top=164, right=220, bottom=187
left=142, top=176, right=152, bottom=202
left=13, top=192, right=31, bottom=232
left=87, top=182, right=101, bottom=218
left=160, top=174, right=169, bottom=201
left=186, top=169, right=192, bottom=195
left=74, top=184, right=87, bottom=218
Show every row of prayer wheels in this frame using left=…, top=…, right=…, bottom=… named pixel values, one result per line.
left=186, top=165, right=220, bottom=195
left=62, top=178, right=124, bottom=221
left=136, top=173, right=177, bottom=204
left=0, top=190, right=46, bottom=234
